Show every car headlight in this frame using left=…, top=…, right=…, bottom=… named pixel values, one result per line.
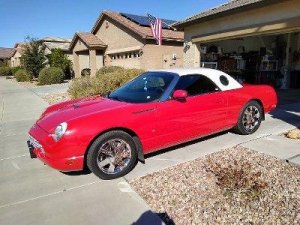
left=52, top=122, right=68, bottom=141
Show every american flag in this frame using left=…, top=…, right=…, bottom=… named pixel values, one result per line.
left=148, top=14, right=163, bottom=46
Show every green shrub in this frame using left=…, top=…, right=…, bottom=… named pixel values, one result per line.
left=0, top=66, right=13, bottom=76
left=11, top=66, right=22, bottom=75
left=38, top=67, right=64, bottom=85
left=96, top=66, right=123, bottom=77
left=98, top=68, right=144, bottom=94
left=68, top=76, right=101, bottom=99
left=20, top=37, right=46, bottom=78
left=15, top=69, right=31, bottom=82
left=68, top=68, right=144, bottom=99
left=48, top=48, right=72, bottom=79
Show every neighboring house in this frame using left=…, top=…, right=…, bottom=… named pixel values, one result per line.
left=41, top=37, right=73, bottom=63
left=0, top=47, right=15, bottom=64
left=174, top=0, right=300, bottom=88
left=10, top=37, right=73, bottom=67
left=70, top=11, right=184, bottom=77
left=10, top=43, right=26, bottom=67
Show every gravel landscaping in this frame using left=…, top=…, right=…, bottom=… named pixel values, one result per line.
left=130, top=147, right=300, bottom=225
left=41, top=93, right=71, bottom=104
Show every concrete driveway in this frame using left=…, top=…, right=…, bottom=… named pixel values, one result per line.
left=0, top=78, right=162, bottom=225
left=27, top=82, right=70, bottom=96
left=0, top=77, right=299, bottom=225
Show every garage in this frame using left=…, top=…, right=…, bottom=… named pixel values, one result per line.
left=197, top=32, right=300, bottom=89
left=174, top=0, right=300, bottom=90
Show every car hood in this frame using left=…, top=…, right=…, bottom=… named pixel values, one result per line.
left=37, top=96, right=128, bottom=133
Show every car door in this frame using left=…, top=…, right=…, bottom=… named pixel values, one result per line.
left=154, top=74, right=228, bottom=148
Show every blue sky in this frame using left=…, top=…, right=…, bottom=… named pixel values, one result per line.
left=0, top=0, right=227, bottom=48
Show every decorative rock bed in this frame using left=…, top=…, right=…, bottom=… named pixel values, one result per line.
left=41, top=93, right=71, bottom=104
left=130, top=147, right=300, bottom=225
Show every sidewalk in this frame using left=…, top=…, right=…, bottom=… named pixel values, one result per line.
left=0, top=77, right=163, bottom=225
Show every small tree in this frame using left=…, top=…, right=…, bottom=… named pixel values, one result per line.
left=48, top=49, right=72, bottom=79
left=21, top=37, right=46, bottom=78
left=0, top=59, right=9, bottom=67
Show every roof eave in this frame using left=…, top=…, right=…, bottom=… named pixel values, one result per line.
left=91, top=11, right=146, bottom=39
left=174, top=0, right=286, bottom=29
left=69, top=33, right=108, bottom=51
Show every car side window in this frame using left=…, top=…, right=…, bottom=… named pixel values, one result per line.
left=175, top=74, right=220, bottom=96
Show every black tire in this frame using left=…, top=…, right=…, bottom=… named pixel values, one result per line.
left=87, top=130, right=138, bottom=180
left=234, top=100, right=263, bottom=135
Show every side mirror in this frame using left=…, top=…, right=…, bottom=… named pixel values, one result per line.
left=173, top=90, right=188, bottom=101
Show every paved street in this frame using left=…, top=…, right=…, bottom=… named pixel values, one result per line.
left=0, top=77, right=299, bottom=225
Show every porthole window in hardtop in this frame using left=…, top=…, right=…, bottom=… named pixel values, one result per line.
left=220, top=75, right=229, bottom=86
left=175, top=74, right=220, bottom=96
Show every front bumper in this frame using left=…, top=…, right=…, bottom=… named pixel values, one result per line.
left=27, top=124, right=84, bottom=172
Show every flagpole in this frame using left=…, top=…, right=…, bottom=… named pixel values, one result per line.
left=147, top=13, right=177, bottom=31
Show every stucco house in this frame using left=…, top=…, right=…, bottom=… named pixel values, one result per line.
left=10, top=43, right=26, bottom=67
left=10, top=37, right=72, bottom=67
left=0, top=47, right=15, bottom=64
left=70, top=11, right=184, bottom=77
left=174, top=0, right=300, bottom=89
left=42, top=37, right=73, bottom=63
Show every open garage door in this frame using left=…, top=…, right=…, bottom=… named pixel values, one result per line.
left=197, top=30, right=300, bottom=89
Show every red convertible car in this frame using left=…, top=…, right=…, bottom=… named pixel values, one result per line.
left=28, top=68, right=277, bottom=179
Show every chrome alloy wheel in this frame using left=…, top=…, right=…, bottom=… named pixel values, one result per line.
left=96, top=139, right=132, bottom=175
left=242, top=105, right=260, bottom=132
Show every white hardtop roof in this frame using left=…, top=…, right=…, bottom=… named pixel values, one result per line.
left=149, top=68, right=242, bottom=91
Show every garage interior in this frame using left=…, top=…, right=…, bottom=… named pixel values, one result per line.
left=199, top=32, right=300, bottom=91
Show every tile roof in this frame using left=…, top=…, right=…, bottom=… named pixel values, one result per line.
left=44, top=42, right=71, bottom=51
left=174, top=0, right=279, bottom=28
left=0, top=47, right=15, bottom=59
left=13, top=42, right=28, bottom=55
left=14, top=42, right=27, bottom=49
left=91, top=11, right=183, bottom=42
left=41, top=37, right=72, bottom=42
left=69, top=32, right=107, bottom=50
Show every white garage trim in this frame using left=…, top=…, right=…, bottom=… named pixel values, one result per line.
left=192, top=17, right=300, bottom=43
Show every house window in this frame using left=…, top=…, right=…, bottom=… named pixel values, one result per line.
left=110, top=51, right=141, bottom=60
left=133, top=52, right=140, bottom=58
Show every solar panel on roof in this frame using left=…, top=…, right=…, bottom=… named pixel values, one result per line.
left=120, top=13, right=176, bottom=29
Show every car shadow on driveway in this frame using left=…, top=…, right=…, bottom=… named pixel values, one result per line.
left=269, top=104, right=300, bottom=128
left=132, top=210, right=175, bottom=225
left=61, top=168, right=91, bottom=176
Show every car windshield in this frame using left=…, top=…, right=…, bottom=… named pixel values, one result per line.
left=108, top=72, right=175, bottom=103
